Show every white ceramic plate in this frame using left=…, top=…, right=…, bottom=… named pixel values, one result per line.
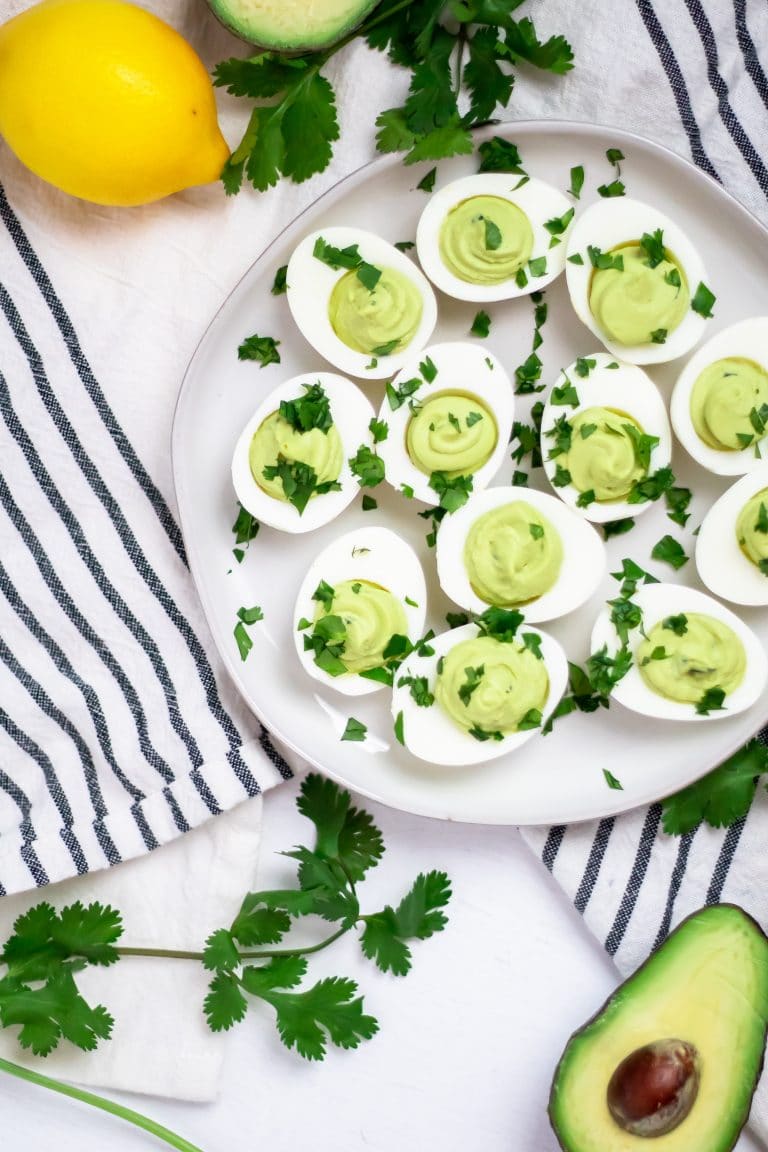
left=172, top=120, right=768, bottom=825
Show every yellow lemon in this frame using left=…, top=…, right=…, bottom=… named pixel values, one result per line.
left=0, top=0, right=230, bottom=205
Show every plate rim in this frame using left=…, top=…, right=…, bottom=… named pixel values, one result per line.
left=172, top=117, right=768, bottom=826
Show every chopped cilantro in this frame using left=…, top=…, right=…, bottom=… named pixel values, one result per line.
left=279, top=382, right=333, bottom=433
left=663, top=613, right=688, bottom=636
left=468, top=726, right=504, bottom=742
left=394, top=240, right=415, bottom=252
left=545, top=414, right=573, bottom=458
left=553, top=464, right=572, bottom=488
left=696, top=687, right=726, bottom=716
left=512, top=470, right=529, bottom=486
left=521, top=633, right=543, bottom=661
left=341, top=717, right=367, bottom=742
left=622, top=423, right=660, bottom=472
left=234, top=621, right=253, bottom=662
left=515, top=267, right=529, bottom=288
left=587, top=245, right=624, bottom=272
left=448, top=412, right=461, bottom=433
left=628, top=466, right=675, bottom=505
left=312, top=580, right=335, bottom=609
left=544, top=206, right=575, bottom=243
left=237, top=605, right=264, bottom=625
left=569, top=165, right=584, bottom=199
left=651, top=534, right=689, bottom=570
left=386, top=377, right=421, bottom=410
left=603, top=769, right=623, bottom=790
left=529, top=522, right=545, bottom=540
left=691, top=281, right=716, bottom=318
left=665, top=486, right=692, bottom=528
left=603, top=517, right=636, bottom=539
left=529, top=255, right=547, bottom=277
left=372, top=338, right=400, bottom=356
left=369, top=418, right=389, bottom=444
left=756, top=502, right=768, bottom=534
left=650, top=328, right=668, bottom=344
left=304, top=614, right=347, bottom=677
left=232, top=504, right=260, bottom=559
left=238, top=333, right=281, bottom=367
left=349, top=445, right=385, bottom=487
left=459, top=665, right=485, bottom=706
left=665, top=267, right=682, bottom=288
left=515, top=352, right=544, bottom=394
left=271, top=265, right=288, bottom=295
left=429, top=471, right=473, bottom=513
left=641, top=646, right=668, bottom=666
left=483, top=217, right=503, bottom=250
left=576, top=488, right=596, bottom=508
left=518, top=709, right=542, bottom=731
left=574, top=357, right=596, bottom=378
left=477, top=137, right=527, bottom=175
left=262, top=458, right=341, bottom=514
left=466, top=411, right=484, bottom=427
left=446, top=612, right=470, bottom=629
left=361, top=494, right=377, bottom=512
left=597, top=179, right=625, bottom=198
left=567, top=252, right=584, bottom=265
left=580, top=423, right=598, bottom=440
left=420, top=356, right=438, bottom=383
left=476, top=607, right=523, bottom=643
left=662, top=739, right=768, bottom=834
left=401, top=484, right=414, bottom=499
left=470, top=310, right=491, bottom=338
left=639, top=228, right=666, bottom=268
left=397, top=674, right=434, bottom=708
left=551, top=379, right=579, bottom=407
left=394, top=710, right=405, bottom=746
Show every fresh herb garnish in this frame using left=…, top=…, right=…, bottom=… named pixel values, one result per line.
left=696, top=687, right=726, bottom=716
left=312, top=236, right=382, bottom=292
left=665, top=267, right=682, bottom=288
left=477, top=137, right=527, bottom=175
left=521, top=633, right=543, bottom=660
left=518, top=709, right=542, bottom=731
left=279, top=381, right=333, bottom=433
left=401, top=484, right=414, bottom=499
left=551, top=379, right=579, bottom=407
left=238, top=333, right=282, bottom=366
left=476, top=606, right=524, bottom=643
left=397, top=674, right=434, bottom=708
left=368, top=418, right=389, bottom=444
left=459, top=665, right=485, bottom=706
left=574, top=357, right=596, bottom=378
left=665, top=486, right=692, bottom=528
left=622, top=423, right=660, bottom=472
left=608, top=596, right=643, bottom=646
left=650, top=328, right=668, bottom=344
left=576, top=488, right=596, bottom=509
left=580, top=423, right=598, bottom=439
left=466, top=411, right=484, bottom=427
left=420, top=356, right=438, bottom=383
left=372, top=338, right=401, bottom=356
left=262, top=458, right=341, bottom=514
left=515, top=352, right=544, bottom=394
left=611, top=557, right=659, bottom=598
left=691, top=281, right=716, bottom=318
left=470, top=310, right=491, bottom=338
left=603, top=517, right=636, bottom=539
left=483, top=217, right=502, bottom=250
left=394, top=240, right=415, bottom=252
left=394, top=710, right=405, bottom=746
left=627, top=466, right=675, bottom=505
left=468, top=726, right=504, bottom=742
left=639, top=228, right=666, bottom=268
left=641, top=646, right=668, bottom=666
left=312, top=580, right=335, bottom=609
left=529, top=255, right=547, bottom=277
left=553, top=464, right=572, bottom=488
left=587, top=245, right=624, bottom=272
left=429, top=471, right=473, bottom=513
left=567, top=252, right=584, bottom=265
left=597, top=147, right=626, bottom=197
left=545, top=414, right=573, bottom=458
left=569, top=165, right=584, bottom=199
left=663, top=613, right=688, bottom=637
left=544, top=206, right=575, bottom=246
left=651, top=534, right=689, bottom=570
left=361, top=494, right=377, bottom=512
left=512, top=470, right=529, bottom=487
left=342, top=717, right=367, bottom=742
left=756, top=502, right=768, bottom=534
left=447, top=412, right=462, bottom=433
left=272, top=264, right=288, bottom=295
left=585, top=644, right=633, bottom=696
left=603, top=769, right=623, bottom=790
left=304, top=613, right=347, bottom=676
left=386, top=376, right=421, bottom=410
left=232, top=503, right=260, bottom=562
left=529, top=522, right=545, bottom=540
left=446, top=612, right=470, bottom=629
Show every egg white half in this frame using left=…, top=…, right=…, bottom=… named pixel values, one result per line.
left=376, top=342, right=514, bottom=506
left=591, top=582, right=767, bottom=722
left=286, top=226, right=438, bottom=380
left=696, top=464, right=768, bottom=606
left=231, top=372, right=374, bottom=534
left=435, top=485, right=606, bottom=621
left=391, top=622, right=568, bottom=766
left=292, top=525, right=427, bottom=696
left=565, top=198, right=711, bottom=365
left=671, top=317, right=768, bottom=476
left=416, top=173, right=575, bottom=302
left=540, top=354, right=672, bottom=523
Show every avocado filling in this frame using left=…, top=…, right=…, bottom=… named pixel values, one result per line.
left=406, top=392, right=497, bottom=478
left=690, top=357, right=768, bottom=451
left=313, top=579, right=407, bottom=674
left=637, top=612, right=746, bottom=704
left=463, top=501, right=563, bottom=607
left=250, top=411, right=343, bottom=502
left=439, top=195, right=534, bottom=285
left=435, top=635, right=548, bottom=736
left=736, top=488, right=768, bottom=575
left=329, top=267, right=423, bottom=354
left=563, top=407, right=649, bottom=502
left=589, top=242, right=689, bottom=346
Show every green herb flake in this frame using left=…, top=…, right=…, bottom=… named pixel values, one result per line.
left=665, top=486, right=692, bottom=528
left=696, top=687, right=726, bottom=716
left=484, top=217, right=503, bottom=250
left=386, top=377, right=421, bottom=411
left=361, top=494, right=378, bottom=512
left=279, top=382, right=333, bottom=434
left=459, top=665, right=485, bottom=706
left=468, top=725, right=504, bottom=742
left=603, top=769, right=623, bottom=790
left=234, top=620, right=253, bottom=662
left=521, top=633, right=543, bottom=661
left=512, top=470, right=529, bottom=487
left=553, top=464, right=572, bottom=488
left=470, top=310, right=491, bottom=338
left=429, top=471, right=473, bottom=513
left=262, top=458, right=341, bottom=515
left=574, top=357, right=596, bottom=378
left=466, top=411, right=483, bottom=427
left=650, top=328, right=668, bottom=345
left=417, top=166, right=437, bottom=192
left=394, top=710, right=405, bottom=746
left=691, top=282, right=716, bottom=318
left=271, top=265, right=288, bottom=295
left=372, top=338, right=400, bottom=357
left=394, top=240, right=415, bottom=252
left=567, top=253, right=584, bottom=265
left=529, top=255, right=547, bottom=278
left=238, top=333, right=281, bottom=367
left=529, top=522, right=545, bottom=540
left=369, top=417, right=389, bottom=444
left=477, top=138, right=527, bottom=176
left=420, top=356, right=438, bottom=383
left=663, top=613, right=688, bottom=637
left=569, top=165, right=585, bottom=199
left=576, top=488, right=596, bottom=509
left=518, top=708, right=542, bottom=731
left=603, top=517, right=636, bottom=539
left=651, top=534, right=689, bottom=570
left=515, top=266, right=529, bottom=289
left=349, top=445, right=385, bottom=488
left=552, top=380, right=580, bottom=407
left=597, top=179, right=625, bottom=198
left=397, top=673, right=434, bottom=708
left=544, top=206, right=575, bottom=240
left=341, top=717, right=367, bottom=742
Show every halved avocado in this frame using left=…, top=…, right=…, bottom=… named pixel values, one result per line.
left=550, top=904, right=768, bottom=1152
left=208, top=0, right=379, bottom=50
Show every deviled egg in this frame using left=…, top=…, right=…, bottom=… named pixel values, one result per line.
left=671, top=318, right=768, bottom=476
left=436, top=486, right=605, bottom=621
left=376, top=342, right=514, bottom=507
left=232, top=372, right=374, bottom=533
left=293, top=526, right=426, bottom=696
left=565, top=198, right=713, bottom=364
left=540, top=354, right=671, bottom=523
left=591, top=582, right=767, bottom=722
left=391, top=616, right=568, bottom=766
left=696, top=464, right=768, bottom=606
left=416, top=173, right=575, bottom=302
left=286, top=227, right=437, bottom=380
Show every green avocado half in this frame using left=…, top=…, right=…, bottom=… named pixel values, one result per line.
left=208, top=0, right=379, bottom=50
left=549, top=904, right=768, bottom=1152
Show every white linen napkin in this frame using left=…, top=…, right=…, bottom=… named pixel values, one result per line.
left=2, top=0, right=768, bottom=1123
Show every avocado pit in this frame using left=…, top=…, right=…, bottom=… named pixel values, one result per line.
left=607, top=1039, right=700, bottom=1137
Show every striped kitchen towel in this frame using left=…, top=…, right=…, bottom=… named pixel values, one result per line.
left=0, top=180, right=295, bottom=893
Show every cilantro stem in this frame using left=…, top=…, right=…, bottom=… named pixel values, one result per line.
left=115, top=925, right=351, bottom=963
left=0, top=1057, right=203, bottom=1152
left=357, top=0, right=415, bottom=37
left=454, top=25, right=468, bottom=97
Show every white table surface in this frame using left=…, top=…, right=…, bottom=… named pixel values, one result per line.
left=0, top=779, right=760, bottom=1152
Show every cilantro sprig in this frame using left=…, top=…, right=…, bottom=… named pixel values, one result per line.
left=662, top=739, right=768, bottom=835
left=0, top=777, right=450, bottom=1147
left=215, top=2, right=573, bottom=194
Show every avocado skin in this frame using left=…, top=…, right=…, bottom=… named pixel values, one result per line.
left=549, top=903, right=768, bottom=1152
left=206, top=0, right=378, bottom=51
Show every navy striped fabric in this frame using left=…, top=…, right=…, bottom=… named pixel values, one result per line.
left=0, top=185, right=292, bottom=894
left=520, top=0, right=768, bottom=983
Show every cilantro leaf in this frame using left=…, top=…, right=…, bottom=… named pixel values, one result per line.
left=691, top=281, right=716, bottom=318
left=417, top=166, right=437, bottom=192
left=361, top=871, right=450, bottom=977
left=271, top=265, right=288, bottom=295
left=341, top=717, right=367, bottom=742
left=297, top=773, right=384, bottom=883
left=662, top=739, right=768, bottom=835
left=477, top=136, right=526, bottom=175
left=349, top=445, right=385, bottom=487
left=569, top=165, right=584, bottom=199
left=204, top=972, right=248, bottom=1032
left=268, top=976, right=379, bottom=1060
left=651, top=534, right=689, bottom=570
left=464, top=25, right=514, bottom=120
left=279, top=382, right=332, bottom=433
left=429, top=471, right=473, bottom=512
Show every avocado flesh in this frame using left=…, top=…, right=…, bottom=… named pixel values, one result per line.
left=550, top=905, right=768, bottom=1152
left=209, top=0, right=379, bottom=49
